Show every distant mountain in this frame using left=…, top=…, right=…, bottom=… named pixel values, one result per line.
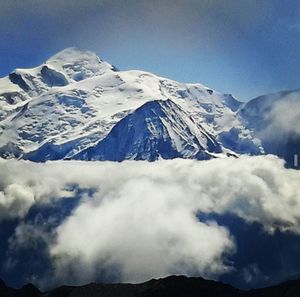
left=1, top=275, right=300, bottom=297
left=0, top=47, right=298, bottom=164
left=239, top=89, right=300, bottom=166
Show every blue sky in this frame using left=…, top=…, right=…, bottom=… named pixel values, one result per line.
left=0, top=0, right=300, bottom=101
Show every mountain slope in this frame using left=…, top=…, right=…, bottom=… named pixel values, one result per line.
left=74, top=99, right=224, bottom=161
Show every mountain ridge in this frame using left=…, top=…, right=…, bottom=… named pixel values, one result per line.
left=1, top=275, right=300, bottom=297
left=0, top=47, right=298, bottom=165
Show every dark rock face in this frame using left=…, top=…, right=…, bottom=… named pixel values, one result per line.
left=1, top=275, right=300, bottom=297
left=9, top=72, right=30, bottom=91
left=41, top=66, right=68, bottom=87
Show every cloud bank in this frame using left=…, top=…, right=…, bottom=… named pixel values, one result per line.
left=1, top=155, right=300, bottom=287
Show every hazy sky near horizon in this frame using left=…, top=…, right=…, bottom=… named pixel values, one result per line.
left=0, top=0, right=300, bottom=100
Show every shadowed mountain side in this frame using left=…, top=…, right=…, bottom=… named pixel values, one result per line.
left=74, top=99, right=223, bottom=161
left=2, top=275, right=300, bottom=297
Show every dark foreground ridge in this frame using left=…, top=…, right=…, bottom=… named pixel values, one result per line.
left=1, top=275, right=300, bottom=297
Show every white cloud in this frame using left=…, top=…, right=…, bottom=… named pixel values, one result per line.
left=50, top=178, right=234, bottom=285
left=1, top=155, right=300, bottom=286
left=260, top=93, right=300, bottom=141
left=0, top=183, right=34, bottom=219
left=0, top=159, right=75, bottom=220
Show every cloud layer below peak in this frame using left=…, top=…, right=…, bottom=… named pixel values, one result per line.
left=1, top=155, right=300, bottom=287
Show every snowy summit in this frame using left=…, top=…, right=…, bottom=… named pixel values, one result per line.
left=0, top=47, right=298, bottom=164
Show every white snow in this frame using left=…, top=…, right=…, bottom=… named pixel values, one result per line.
left=0, top=47, right=262, bottom=160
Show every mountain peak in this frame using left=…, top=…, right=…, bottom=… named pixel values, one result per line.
left=47, top=47, right=100, bottom=64
left=46, top=47, right=114, bottom=81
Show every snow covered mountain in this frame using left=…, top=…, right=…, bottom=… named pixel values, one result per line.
left=0, top=47, right=297, bottom=163
left=74, top=99, right=224, bottom=161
